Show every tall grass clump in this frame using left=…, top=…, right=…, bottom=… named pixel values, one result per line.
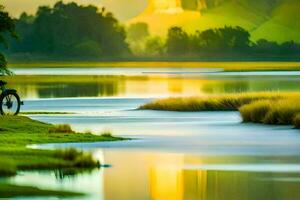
left=0, top=159, right=17, bottom=176
left=100, top=130, right=112, bottom=137
left=140, top=93, right=284, bottom=111
left=240, top=99, right=300, bottom=126
left=239, top=100, right=272, bottom=123
left=141, top=92, right=300, bottom=128
left=54, top=148, right=99, bottom=168
left=263, top=100, right=300, bottom=125
left=48, top=124, right=75, bottom=134
left=294, top=114, right=300, bottom=129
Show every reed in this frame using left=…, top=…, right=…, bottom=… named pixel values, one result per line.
left=48, top=124, right=75, bottom=134
left=141, top=92, right=300, bottom=128
left=239, top=100, right=272, bottom=123
left=240, top=99, right=300, bottom=126
left=294, top=114, right=300, bottom=128
left=140, top=93, right=285, bottom=111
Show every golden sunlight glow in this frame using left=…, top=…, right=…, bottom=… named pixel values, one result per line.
left=128, top=0, right=201, bottom=35
left=150, top=0, right=184, bottom=14
left=102, top=151, right=209, bottom=200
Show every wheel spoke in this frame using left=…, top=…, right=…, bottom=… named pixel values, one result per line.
left=1, top=93, right=20, bottom=115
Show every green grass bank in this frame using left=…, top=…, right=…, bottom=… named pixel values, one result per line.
left=140, top=93, right=300, bottom=128
left=0, top=183, right=84, bottom=198
left=0, top=116, right=123, bottom=197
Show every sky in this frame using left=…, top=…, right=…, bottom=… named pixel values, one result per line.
left=0, top=0, right=148, bottom=20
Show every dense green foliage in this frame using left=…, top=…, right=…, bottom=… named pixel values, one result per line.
left=165, top=26, right=300, bottom=58
left=0, top=5, right=15, bottom=74
left=7, top=1, right=129, bottom=59
left=125, top=22, right=300, bottom=59
left=2, top=1, right=300, bottom=61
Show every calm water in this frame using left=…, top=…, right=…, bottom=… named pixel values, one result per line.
left=3, top=67, right=300, bottom=99
left=2, top=64, right=300, bottom=200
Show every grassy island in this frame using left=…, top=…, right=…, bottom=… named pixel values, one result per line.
left=140, top=93, right=300, bottom=128
left=0, top=116, right=123, bottom=197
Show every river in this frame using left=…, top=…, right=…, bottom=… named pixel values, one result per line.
left=2, top=64, right=300, bottom=200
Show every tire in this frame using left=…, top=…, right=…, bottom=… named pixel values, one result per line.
left=0, top=92, right=21, bottom=116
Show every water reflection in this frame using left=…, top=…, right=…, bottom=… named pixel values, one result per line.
left=53, top=168, right=95, bottom=181
left=102, top=150, right=300, bottom=200
left=9, top=150, right=300, bottom=200
left=3, top=74, right=300, bottom=99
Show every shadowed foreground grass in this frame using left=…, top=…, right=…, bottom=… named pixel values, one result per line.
left=0, top=183, right=83, bottom=198
left=294, top=114, right=300, bottom=128
left=0, top=116, right=123, bottom=197
left=140, top=93, right=300, bottom=128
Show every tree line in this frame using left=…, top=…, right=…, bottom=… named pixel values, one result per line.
left=1, top=1, right=300, bottom=62
left=165, top=26, right=300, bottom=59
left=4, top=1, right=129, bottom=60
left=126, top=23, right=300, bottom=60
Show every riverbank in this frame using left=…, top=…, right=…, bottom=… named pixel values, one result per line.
left=0, top=116, right=123, bottom=197
left=140, top=93, right=300, bottom=128
left=8, top=61, right=300, bottom=72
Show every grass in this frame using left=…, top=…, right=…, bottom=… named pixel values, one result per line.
left=140, top=92, right=300, bottom=128
left=240, top=99, right=300, bottom=126
left=140, top=93, right=284, bottom=111
left=294, top=114, right=300, bottom=129
left=0, top=159, right=17, bottom=176
left=48, top=124, right=75, bottom=134
left=239, top=100, right=272, bottom=123
left=0, top=116, right=123, bottom=176
left=0, top=183, right=83, bottom=198
left=100, top=130, right=113, bottom=138
left=0, top=116, right=124, bottom=197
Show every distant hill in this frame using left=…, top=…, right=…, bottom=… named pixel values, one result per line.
left=129, top=0, right=300, bottom=42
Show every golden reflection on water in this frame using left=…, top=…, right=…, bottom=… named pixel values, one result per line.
left=3, top=75, right=300, bottom=99
left=101, top=150, right=300, bottom=200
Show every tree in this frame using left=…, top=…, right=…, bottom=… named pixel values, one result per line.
left=254, top=39, right=280, bottom=54
left=127, top=22, right=149, bottom=42
left=166, top=27, right=189, bottom=55
left=8, top=1, right=130, bottom=59
left=197, top=29, right=220, bottom=49
left=219, top=26, right=250, bottom=49
left=145, top=36, right=165, bottom=56
left=280, top=41, right=300, bottom=55
left=0, top=5, right=16, bottom=74
left=196, top=26, right=250, bottom=51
